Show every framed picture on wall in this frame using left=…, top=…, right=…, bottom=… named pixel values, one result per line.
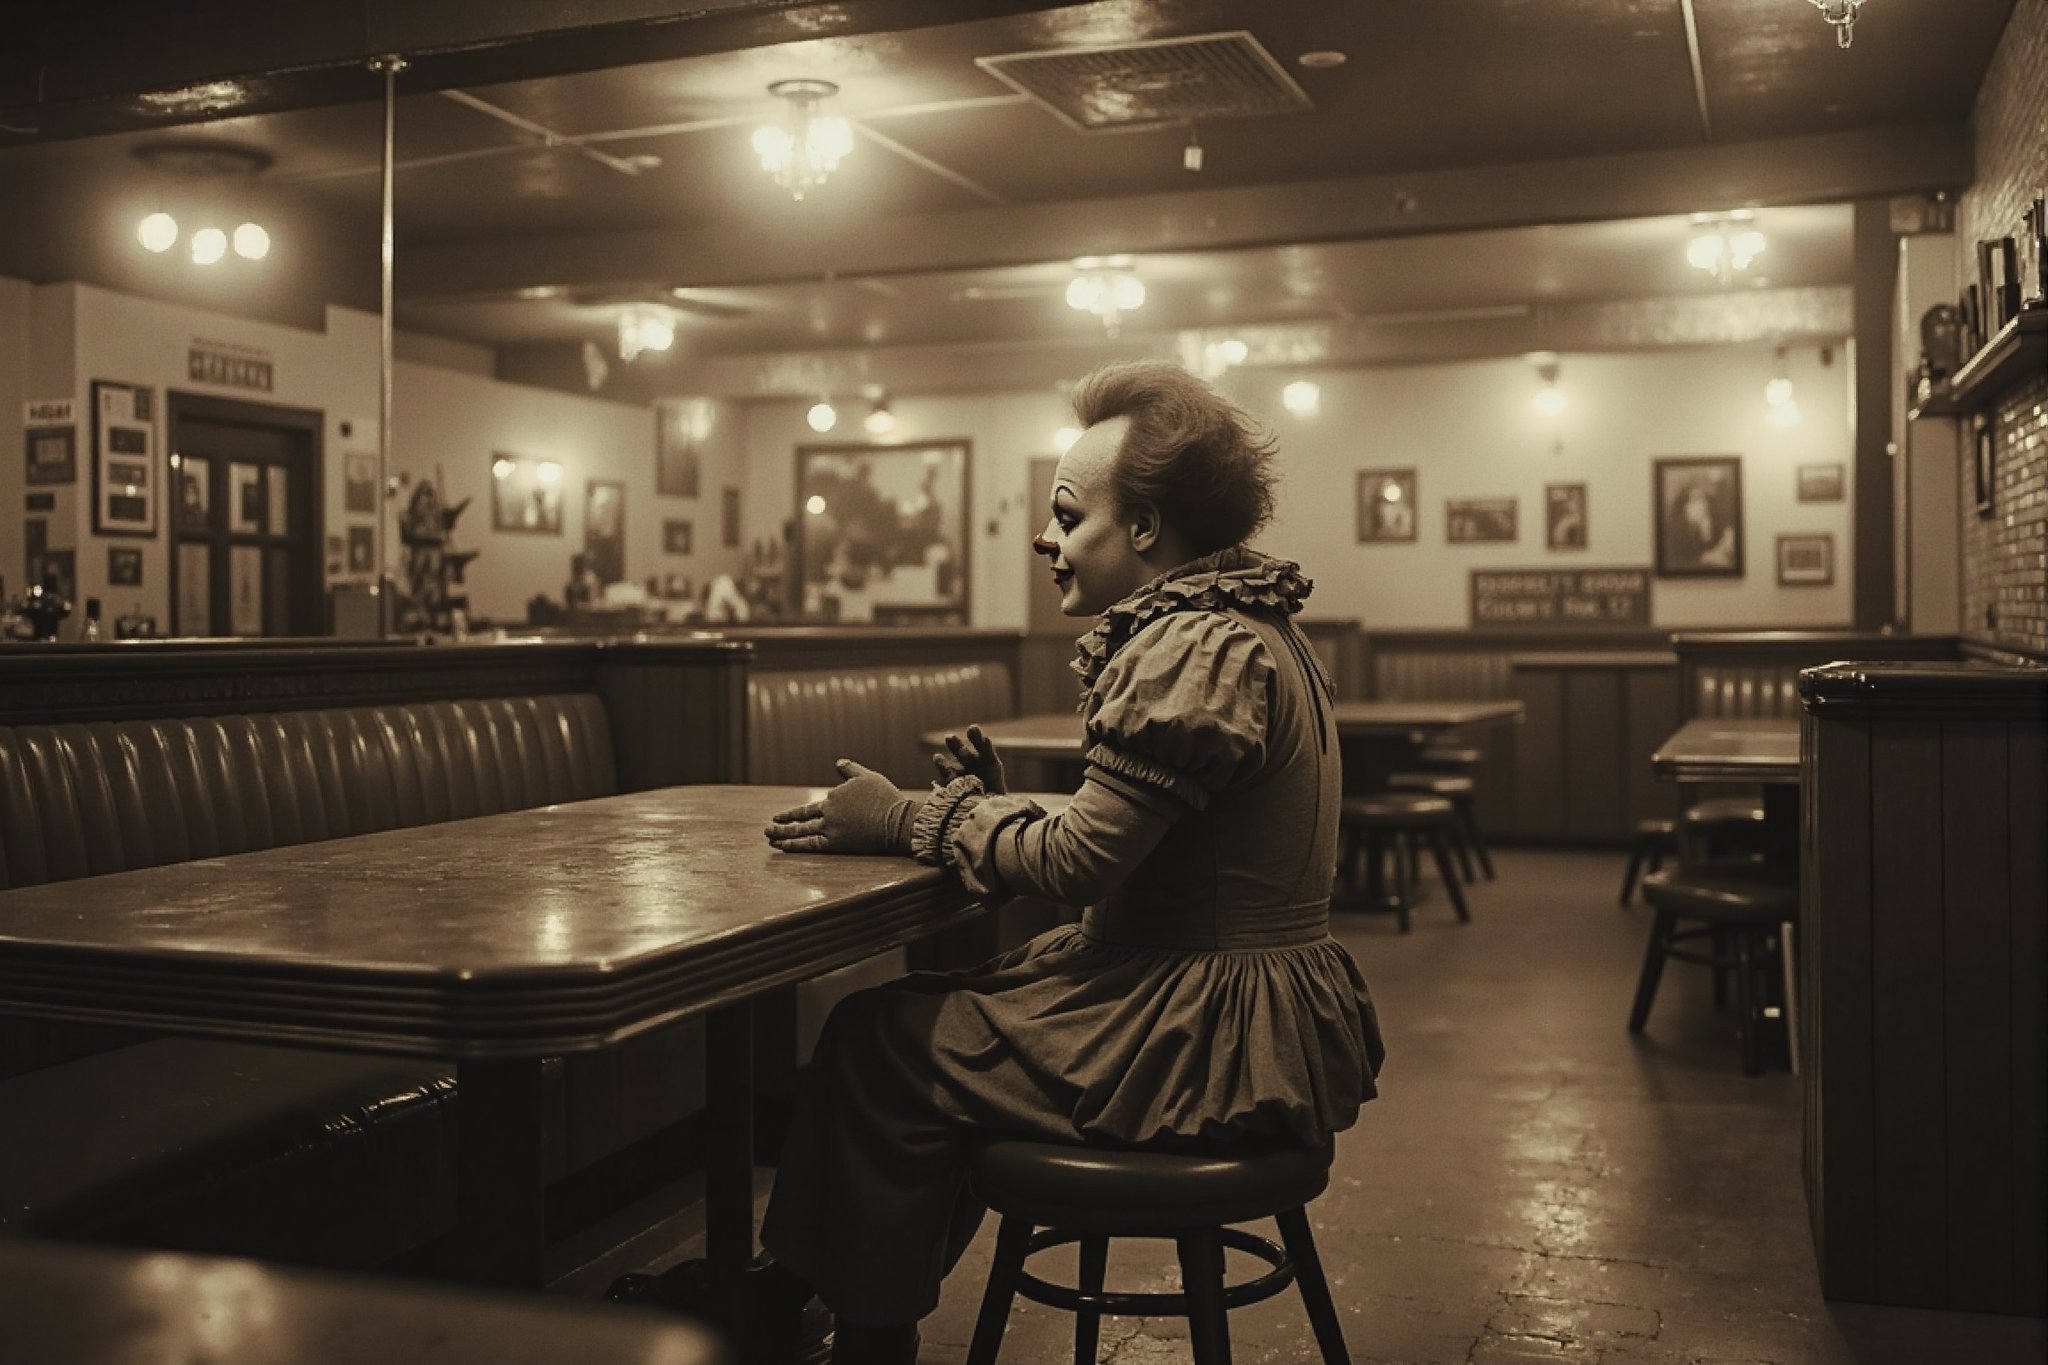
left=663, top=519, right=693, bottom=555
left=108, top=545, right=143, bottom=586
left=1795, top=462, right=1844, bottom=503
left=1356, top=468, right=1418, bottom=543
left=1545, top=483, right=1587, bottom=550
left=1652, top=455, right=1743, bottom=578
left=343, top=451, right=379, bottom=514
left=795, top=441, right=970, bottom=625
left=656, top=400, right=706, bottom=498
left=721, top=487, right=741, bottom=549
left=90, top=380, right=157, bottom=537
left=489, top=453, right=564, bottom=534
left=25, top=426, right=76, bottom=485
left=1973, top=416, right=1996, bottom=517
left=1776, top=534, right=1834, bottom=587
left=1445, top=497, right=1517, bottom=544
left=585, top=479, right=625, bottom=584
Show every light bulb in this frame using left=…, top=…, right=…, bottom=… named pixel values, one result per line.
left=807, top=401, right=838, bottom=433
left=863, top=405, right=895, bottom=437
left=1054, top=426, right=1081, bottom=453
left=1686, top=233, right=1724, bottom=272
left=1533, top=385, right=1567, bottom=418
left=640, top=316, right=674, bottom=353
left=1765, top=376, right=1795, bottom=408
left=1730, top=230, right=1767, bottom=270
left=536, top=461, right=562, bottom=486
left=1282, top=380, right=1321, bottom=417
left=1111, top=275, right=1146, bottom=311
left=753, top=124, right=794, bottom=173
left=1065, top=276, right=1102, bottom=312
left=137, top=212, right=178, bottom=253
left=232, top=221, right=270, bottom=260
left=1219, top=338, right=1248, bottom=366
left=809, top=115, right=853, bottom=163
left=491, top=458, right=514, bottom=481
left=1767, top=399, right=1802, bottom=427
left=190, top=227, right=228, bottom=265
left=806, top=494, right=828, bottom=516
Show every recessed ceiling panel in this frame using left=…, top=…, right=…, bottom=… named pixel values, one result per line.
left=975, top=31, right=1310, bottom=131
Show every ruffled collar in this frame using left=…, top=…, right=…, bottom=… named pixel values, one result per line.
left=1070, top=545, right=1314, bottom=696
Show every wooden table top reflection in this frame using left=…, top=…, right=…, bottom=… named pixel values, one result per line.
left=1651, top=717, right=1801, bottom=785
left=923, top=699, right=1524, bottom=759
left=0, top=785, right=976, bottom=1059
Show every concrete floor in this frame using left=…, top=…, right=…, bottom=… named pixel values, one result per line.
left=594, top=847, right=2046, bottom=1364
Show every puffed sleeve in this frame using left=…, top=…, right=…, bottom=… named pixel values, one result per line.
left=1081, top=611, right=1273, bottom=811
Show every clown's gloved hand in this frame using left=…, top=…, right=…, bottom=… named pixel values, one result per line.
left=764, top=759, right=919, bottom=856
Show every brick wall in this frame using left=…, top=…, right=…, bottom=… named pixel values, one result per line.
left=1957, top=0, right=2047, bottom=660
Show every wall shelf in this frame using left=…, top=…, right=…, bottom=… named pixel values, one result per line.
left=1907, top=307, right=2048, bottom=421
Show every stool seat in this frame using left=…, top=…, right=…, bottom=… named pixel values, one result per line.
left=1640, top=862, right=1795, bottom=923
left=972, top=1139, right=1331, bottom=1232
left=1387, top=772, right=1475, bottom=797
left=1417, top=744, right=1484, bottom=767
left=1682, top=796, right=1767, bottom=828
left=1340, top=793, right=1455, bottom=825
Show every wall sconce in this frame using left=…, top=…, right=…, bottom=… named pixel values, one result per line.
left=754, top=79, right=854, bottom=201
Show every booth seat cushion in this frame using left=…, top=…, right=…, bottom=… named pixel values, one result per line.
left=0, top=694, right=617, bottom=891
left=747, top=663, right=1014, bottom=788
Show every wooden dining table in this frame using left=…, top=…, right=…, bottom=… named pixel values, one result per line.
left=1650, top=716, right=1800, bottom=860
left=0, top=785, right=981, bottom=1292
left=924, top=698, right=1524, bottom=793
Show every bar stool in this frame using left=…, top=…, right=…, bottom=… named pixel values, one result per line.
left=1338, top=793, right=1469, bottom=931
left=964, top=1138, right=1349, bottom=1365
left=1386, top=770, right=1494, bottom=881
left=1413, top=742, right=1483, bottom=771
left=1629, top=860, right=1794, bottom=1074
left=1617, top=817, right=1678, bottom=905
left=1680, top=796, right=1769, bottom=861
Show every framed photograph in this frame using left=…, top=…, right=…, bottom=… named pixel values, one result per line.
left=1445, top=497, right=1517, bottom=544
left=107, top=545, right=143, bottom=587
left=1973, top=416, right=1996, bottom=517
left=721, top=487, right=742, bottom=549
left=585, top=479, right=625, bottom=583
left=1653, top=455, right=1743, bottom=578
left=657, top=399, right=706, bottom=499
left=796, top=440, right=970, bottom=625
left=1356, top=468, right=1418, bottom=543
left=1545, top=483, right=1588, bottom=550
left=1776, top=534, right=1834, bottom=587
left=1796, top=463, right=1845, bottom=503
left=490, top=453, right=564, bottom=534
left=90, top=380, right=157, bottom=537
left=343, top=451, right=378, bottom=514
left=26, top=426, right=76, bottom=485
left=346, top=525, right=376, bottom=574
left=663, top=519, right=693, bottom=555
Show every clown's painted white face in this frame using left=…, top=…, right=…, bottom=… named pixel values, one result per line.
left=1030, top=416, right=1154, bottom=617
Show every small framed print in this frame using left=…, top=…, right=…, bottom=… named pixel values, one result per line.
left=26, top=426, right=76, bottom=485
left=663, top=519, right=693, bottom=555
left=346, top=525, right=376, bottom=574
left=108, top=545, right=143, bottom=586
left=1545, top=483, right=1587, bottom=550
left=343, top=451, right=378, bottom=514
left=1796, top=463, right=1845, bottom=503
left=91, top=380, right=158, bottom=537
left=1776, top=534, right=1834, bottom=587
left=657, top=399, right=707, bottom=498
left=1973, top=416, right=1996, bottom=517
left=1356, top=469, right=1418, bottom=543
left=1445, top=497, right=1517, bottom=544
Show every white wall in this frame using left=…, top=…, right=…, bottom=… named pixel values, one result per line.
left=734, top=343, right=1857, bottom=632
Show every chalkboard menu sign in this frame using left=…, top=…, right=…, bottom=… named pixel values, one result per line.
left=1470, top=567, right=1650, bottom=628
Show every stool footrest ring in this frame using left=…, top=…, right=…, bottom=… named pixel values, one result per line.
left=1014, top=1227, right=1297, bottom=1316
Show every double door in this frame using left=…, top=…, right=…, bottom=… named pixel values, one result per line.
left=168, top=394, right=323, bottom=637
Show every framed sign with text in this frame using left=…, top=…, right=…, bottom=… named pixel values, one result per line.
left=91, top=380, right=158, bottom=537
left=1470, top=567, right=1650, bottom=629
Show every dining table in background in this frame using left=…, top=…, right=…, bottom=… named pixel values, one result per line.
left=0, top=785, right=984, bottom=1292
left=925, top=699, right=1525, bottom=795
left=1649, top=716, right=1800, bottom=862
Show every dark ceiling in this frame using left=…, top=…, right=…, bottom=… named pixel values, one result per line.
left=0, top=0, right=2019, bottom=398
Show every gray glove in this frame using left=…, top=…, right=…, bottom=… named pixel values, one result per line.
left=931, top=723, right=1007, bottom=795
left=765, top=759, right=919, bottom=856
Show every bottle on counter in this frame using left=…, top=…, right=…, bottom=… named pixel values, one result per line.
left=82, top=596, right=103, bottom=642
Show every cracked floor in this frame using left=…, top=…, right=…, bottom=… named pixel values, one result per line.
left=592, top=847, right=2045, bottom=1364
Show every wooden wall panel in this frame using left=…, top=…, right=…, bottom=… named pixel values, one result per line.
left=1510, top=669, right=1564, bottom=839
left=1622, top=667, right=1681, bottom=826
left=1562, top=671, right=1624, bottom=838
left=2009, top=720, right=2048, bottom=1316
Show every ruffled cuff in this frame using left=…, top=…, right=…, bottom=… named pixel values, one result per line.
left=1086, top=741, right=1210, bottom=811
left=910, top=775, right=986, bottom=865
left=946, top=795, right=1048, bottom=900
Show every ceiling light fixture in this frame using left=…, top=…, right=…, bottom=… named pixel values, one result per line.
left=617, top=304, right=675, bottom=363
left=1686, top=211, right=1767, bottom=286
left=806, top=399, right=838, bottom=434
left=189, top=226, right=228, bottom=265
left=1809, top=0, right=1866, bottom=48
left=753, top=79, right=854, bottom=201
left=1765, top=346, right=1801, bottom=426
left=1065, top=255, right=1145, bottom=336
left=1529, top=352, right=1566, bottom=418
left=1282, top=380, right=1321, bottom=417
left=132, top=140, right=274, bottom=266
left=863, top=399, right=896, bottom=438
left=137, top=211, right=179, bottom=253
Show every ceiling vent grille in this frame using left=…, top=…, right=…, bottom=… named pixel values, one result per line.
left=976, top=32, right=1311, bottom=133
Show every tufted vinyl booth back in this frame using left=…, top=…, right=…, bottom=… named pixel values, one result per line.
left=748, top=663, right=1014, bottom=789
left=0, top=694, right=617, bottom=892
left=1687, top=666, right=1804, bottom=720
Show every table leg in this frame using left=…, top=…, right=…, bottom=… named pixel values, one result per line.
left=705, top=999, right=755, bottom=1274
left=454, top=1057, right=548, bottom=1288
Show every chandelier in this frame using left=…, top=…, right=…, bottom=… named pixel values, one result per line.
left=1809, top=0, right=1866, bottom=48
left=1065, top=256, right=1146, bottom=336
left=753, top=79, right=854, bottom=200
left=1685, top=212, right=1767, bottom=286
left=617, top=305, right=675, bottom=362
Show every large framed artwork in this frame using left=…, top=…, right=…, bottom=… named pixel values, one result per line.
left=585, top=479, right=625, bottom=584
left=490, top=453, right=564, bottom=534
left=91, top=380, right=158, bottom=537
left=656, top=399, right=707, bottom=499
left=795, top=440, right=970, bottom=625
left=1652, top=455, right=1743, bottom=578
left=1356, top=468, right=1418, bottom=543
